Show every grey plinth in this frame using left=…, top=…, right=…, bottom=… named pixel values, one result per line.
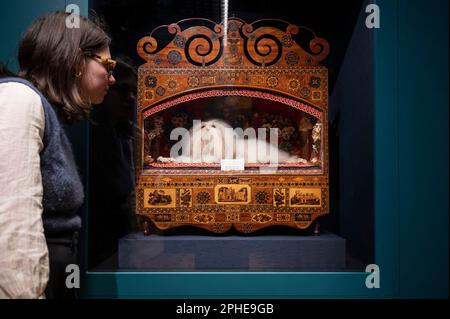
left=118, top=232, right=346, bottom=271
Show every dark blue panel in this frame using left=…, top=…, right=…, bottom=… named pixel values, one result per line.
left=329, top=0, right=374, bottom=266
left=117, top=233, right=346, bottom=271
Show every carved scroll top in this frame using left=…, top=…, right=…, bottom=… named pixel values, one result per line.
left=137, top=18, right=329, bottom=68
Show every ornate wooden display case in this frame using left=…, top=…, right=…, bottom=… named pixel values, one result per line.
left=136, top=18, right=329, bottom=234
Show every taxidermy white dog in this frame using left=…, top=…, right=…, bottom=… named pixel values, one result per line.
left=159, top=119, right=307, bottom=164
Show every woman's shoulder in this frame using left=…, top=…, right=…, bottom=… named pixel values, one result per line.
left=0, top=77, right=41, bottom=100
left=1, top=78, right=40, bottom=95
left=0, top=80, right=44, bottom=122
left=0, top=78, right=41, bottom=98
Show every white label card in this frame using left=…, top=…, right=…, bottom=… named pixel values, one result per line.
left=220, top=159, right=245, bottom=171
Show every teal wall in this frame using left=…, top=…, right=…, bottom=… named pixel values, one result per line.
left=1, top=0, right=66, bottom=70
left=375, top=0, right=448, bottom=298
left=396, top=0, right=448, bottom=298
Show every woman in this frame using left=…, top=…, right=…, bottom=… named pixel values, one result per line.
left=0, top=11, right=115, bottom=298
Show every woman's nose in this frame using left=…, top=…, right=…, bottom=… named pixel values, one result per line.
left=109, top=74, right=116, bottom=85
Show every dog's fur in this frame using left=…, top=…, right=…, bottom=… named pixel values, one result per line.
left=162, top=119, right=307, bottom=164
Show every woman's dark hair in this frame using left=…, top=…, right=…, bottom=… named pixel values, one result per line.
left=18, top=11, right=111, bottom=122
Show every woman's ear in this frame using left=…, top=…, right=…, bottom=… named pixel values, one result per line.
left=74, top=49, right=87, bottom=79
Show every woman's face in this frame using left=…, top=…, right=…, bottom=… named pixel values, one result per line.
left=81, top=47, right=116, bottom=104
